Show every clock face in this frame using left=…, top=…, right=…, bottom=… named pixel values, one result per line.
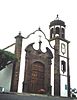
left=61, top=43, right=66, bottom=55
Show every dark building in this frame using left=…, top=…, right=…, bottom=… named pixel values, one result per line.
left=23, top=41, right=53, bottom=94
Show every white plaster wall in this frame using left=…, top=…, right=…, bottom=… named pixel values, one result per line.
left=60, top=40, right=67, bottom=57
left=0, top=64, right=13, bottom=92
left=60, top=75, right=68, bottom=97
left=60, top=40, right=68, bottom=97
left=50, top=40, right=55, bottom=96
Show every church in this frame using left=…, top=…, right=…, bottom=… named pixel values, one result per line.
left=0, top=16, right=71, bottom=99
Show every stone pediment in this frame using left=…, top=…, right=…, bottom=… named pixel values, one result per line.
left=25, top=43, right=53, bottom=59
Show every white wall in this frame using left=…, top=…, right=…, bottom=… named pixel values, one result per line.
left=50, top=40, right=55, bottom=96
left=0, top=64, right=13, bottom=92
left=60, top=75, right=68, bottom=97
left=60, top=40, right=68, bottom=97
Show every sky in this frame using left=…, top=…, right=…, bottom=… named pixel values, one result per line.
left=0, top=0, right=77, bottom=91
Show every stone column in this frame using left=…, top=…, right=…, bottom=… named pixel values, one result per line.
left=54, top=37, right=60, bottom=96
left=10, top=32, right=23, bottom=92
left=67, top=43, right=70, bottom=97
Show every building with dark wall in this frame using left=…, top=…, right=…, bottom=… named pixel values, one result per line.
left=23, top=40, right=53, bottom=94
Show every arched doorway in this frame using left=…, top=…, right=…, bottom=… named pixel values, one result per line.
left=29, top=61, right=45, bottom=93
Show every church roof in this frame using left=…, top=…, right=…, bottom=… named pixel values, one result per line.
left=49, top=15, right=65, bottom=28
left=49, top=19, right=65, bottom=28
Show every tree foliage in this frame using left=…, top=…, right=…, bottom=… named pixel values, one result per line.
left=0, top=49, right=16, bottom=70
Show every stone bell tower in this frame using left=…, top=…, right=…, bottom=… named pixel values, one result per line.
left=49, top=15, right=70, bottom=97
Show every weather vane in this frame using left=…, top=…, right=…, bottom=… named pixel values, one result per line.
left=56, top=14, right=59, bottom=20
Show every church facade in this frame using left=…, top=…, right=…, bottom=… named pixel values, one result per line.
left=0, top=16, right=70, bottom=97
left=23, top=42, right=53, bottom=94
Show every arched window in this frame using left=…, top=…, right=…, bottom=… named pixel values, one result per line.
left=51, top=28, right=53, bottom=33
left=50, top=28, right=53, bottom=38
left=62, top=28, right=64, bottom=33
left=56, top=27, right=59, bottom=34
left=62, top=28, right=65, bottom=38
left=61, top=60, right=66, bottom=73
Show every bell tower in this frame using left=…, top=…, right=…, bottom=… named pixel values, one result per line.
left=49, top=15, right=70, bottom=97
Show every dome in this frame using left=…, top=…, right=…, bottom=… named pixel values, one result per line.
left=49, top=19, right=65, bottom=28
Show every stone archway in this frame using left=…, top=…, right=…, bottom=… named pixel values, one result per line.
left=29, top=61, right=45, bottom=93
